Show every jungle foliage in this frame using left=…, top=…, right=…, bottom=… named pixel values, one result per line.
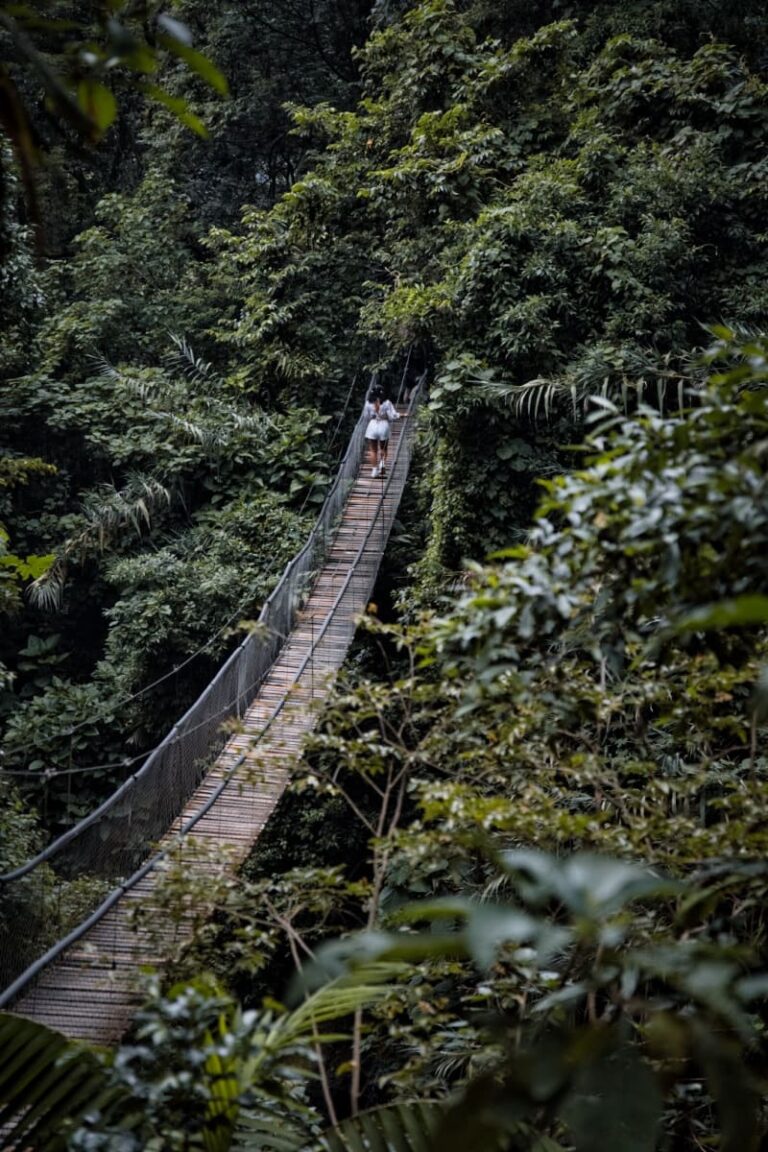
left=1, top=0, right=768, bottom=1149
left=212, top=0, right=768, bottom=568
left=3, top=338, right=768, bottom=1150
left=0, top=0, right=358, bottom=828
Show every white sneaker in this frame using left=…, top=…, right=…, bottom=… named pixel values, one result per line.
left=371, top=466, right=378, bottom=478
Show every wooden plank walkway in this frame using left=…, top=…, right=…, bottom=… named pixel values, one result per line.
left=11, top=414, right=411, bottom=1044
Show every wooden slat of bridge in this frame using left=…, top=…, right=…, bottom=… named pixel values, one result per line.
left=12, top=415, right=410, bottom=1044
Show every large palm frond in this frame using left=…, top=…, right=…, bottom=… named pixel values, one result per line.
left=317, top=1101, right=443, bottom=1152
left=165, top=332, right=218, bottom=394
left=94, top=356, right=160, bottom=401
left=232, top=1107, right=316, bottom=1152
left=477, top=377, right=571, bottom=422
left=203, top=964, right=406, bottom=1152
left=475, top=345, right=699, bottom=423
left=27, top=473, right=173, bottom=610
left=233, top=1101, right=443, bottom=1152
left=234, top=1098, right=562, bottom=1152
left=311, top=1101, right=565, bottom=1152
left=0, top=969, right=403, bottom=1152
left=99, top=339, right=271, bottom=454
left=276, top=962, right=403, bottom=1048
left=0, top=1012, right=124, bottom=1151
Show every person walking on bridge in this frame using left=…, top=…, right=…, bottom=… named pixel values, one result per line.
left=364, top=385, right=399, bottom=478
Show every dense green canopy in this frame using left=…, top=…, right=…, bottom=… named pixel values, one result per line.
left=1, top=1, right=768, bottom=1148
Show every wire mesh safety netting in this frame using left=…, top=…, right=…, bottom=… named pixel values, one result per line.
left=0, top=376, right=422, bottom=1005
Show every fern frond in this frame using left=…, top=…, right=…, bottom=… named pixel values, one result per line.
left=477, top=355, right=697, bottom=424
left=95, top=356, right=161, bottom=402
left=27, top=554, right=68, bottom=611
left=165, top=412, right=230, bottom=451
left=27, top=475, right=173, bottom=611
left=158, top=406, right=269, bottom=454
left=275, top=963, right=404, bottom=1051
left=231, top=410, right=272, bottom=438
left=94, top=353, right=119, bottom=384
left=166, top=332, right=219, bottom=393
left=475, top=377, right=566, bottom=422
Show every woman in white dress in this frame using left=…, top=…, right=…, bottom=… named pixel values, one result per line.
left=364, top=391, right=399, bottom=477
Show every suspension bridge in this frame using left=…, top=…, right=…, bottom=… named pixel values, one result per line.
left=0, top=381, right=420, bottom=1044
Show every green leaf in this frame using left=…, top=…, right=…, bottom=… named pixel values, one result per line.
left=0, top=552, right=54, bottom=579
left=22, top=552, right=55, bottom=579
left=280, top=963, right=403, bottom=1046
left=159, top=34, right=229, bottom=96
left=139, top=83, right=209, bottom=136
left=465, top=904, right=544, bottom=969
left=157, top=13, right=193, bottom=45
left=675, top=596, right=768, bottom=632
left=691, top=1022, right=760, bottom=1152
left=735, top=973, right=768, bottom=1002
left=559, top=1039, right=661, bottom=1152
left=430, top=1075, right=524, bottom=1152
left=76, top=78, right=117, bottom=133
left=290, top=936, right=467, bottom=998
left=501, top=851, right=680, bottom=917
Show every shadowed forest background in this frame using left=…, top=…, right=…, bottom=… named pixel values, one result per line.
left=2, top=1, right=768, bottom=1148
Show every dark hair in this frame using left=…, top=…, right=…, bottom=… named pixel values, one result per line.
left=369, top=383, right=385, bottom=402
